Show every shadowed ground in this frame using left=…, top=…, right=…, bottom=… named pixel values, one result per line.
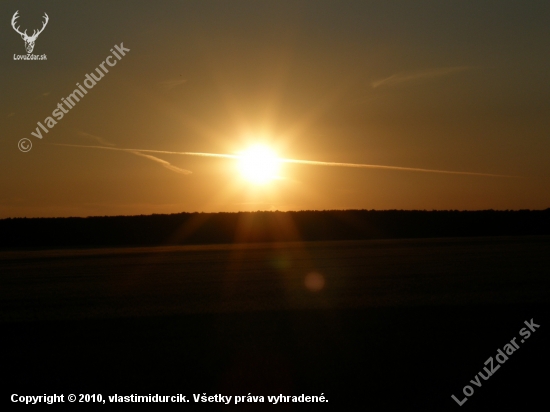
left=1, top=237, right=548, bottom=410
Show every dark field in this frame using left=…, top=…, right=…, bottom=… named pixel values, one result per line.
left=1, top=237, right=549, bottom=410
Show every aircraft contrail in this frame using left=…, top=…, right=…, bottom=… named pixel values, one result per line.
left=52, top=143, right=517, bottom=178
left=53, top=143, right=239, bottom=159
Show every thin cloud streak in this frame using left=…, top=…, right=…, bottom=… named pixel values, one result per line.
left=54, top=143, right=192, bottom=175
left=77, top=131, right=115, bottom=146
left=53, top=143, right=239, bottom=159
left=74, top=134, right=189, bottom=174
left=280, top=159, right=514, bottom=178
left=128, top=151, right=192, bottom=175
left=52, top=143, right=516, bottom=178
left=159, top=79, right=188, bottom=90
left=372, top=66, right=472, bottom=88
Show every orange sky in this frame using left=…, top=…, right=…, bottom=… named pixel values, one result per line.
left=1, top=1, right=549, bottom=217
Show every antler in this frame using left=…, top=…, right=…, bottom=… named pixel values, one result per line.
left=29, top=13, right=49, bottom=40
left=11, top=10, right=28, bottom=37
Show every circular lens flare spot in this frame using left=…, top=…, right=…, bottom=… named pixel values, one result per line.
left=304, top=272, right=325, bottom=292
left=238, top=145, right=280, bottom=184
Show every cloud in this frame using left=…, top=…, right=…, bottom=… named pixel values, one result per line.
left=159, top=78, right=188, bottom=90
left=34, top=92, right=51, bottom=100
left=280, top=157, right=514, bottom=178
left=52, top=143, right=516, bottom=178
left=372, top=66, right=472, bottom=88
left=77, top=131, right=115, bottom=146
left=128, top=151, right=192, bottom=175
left=55, top=143, right=192, bottom=175
left=53, top=143, right=239, bottom=160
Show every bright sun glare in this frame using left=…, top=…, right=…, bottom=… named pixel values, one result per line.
left=238, top=145, right=280, bottom=184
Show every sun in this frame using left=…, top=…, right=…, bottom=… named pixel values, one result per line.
left=238, top=145, right=280, bottom=184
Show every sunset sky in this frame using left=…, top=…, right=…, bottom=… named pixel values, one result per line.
left=1, top=1, right=549, bottom=218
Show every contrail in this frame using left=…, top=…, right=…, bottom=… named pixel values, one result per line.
left=279, top=158, right=513, bottom=177
left=52, top=143, right=516, bottom=178
left=128, top=150, right=192, bottom=175
left=52, top=143, right=239, bottom=159
left=372, top=66, right=472, bottom=88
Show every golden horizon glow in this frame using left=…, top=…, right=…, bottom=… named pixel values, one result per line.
left=237, top=144, right=280, bottom=185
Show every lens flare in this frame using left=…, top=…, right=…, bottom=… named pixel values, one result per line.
left=304, top=272, right=325, bottom=292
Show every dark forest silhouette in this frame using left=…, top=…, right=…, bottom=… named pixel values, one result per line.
left=1, top=209, right=549, bottom=250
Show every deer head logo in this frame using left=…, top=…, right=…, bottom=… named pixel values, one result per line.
left=11, top=11, right=49, bottom=54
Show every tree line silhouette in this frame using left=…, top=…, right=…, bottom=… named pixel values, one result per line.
left=0, top=209, right=548, bottom=249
